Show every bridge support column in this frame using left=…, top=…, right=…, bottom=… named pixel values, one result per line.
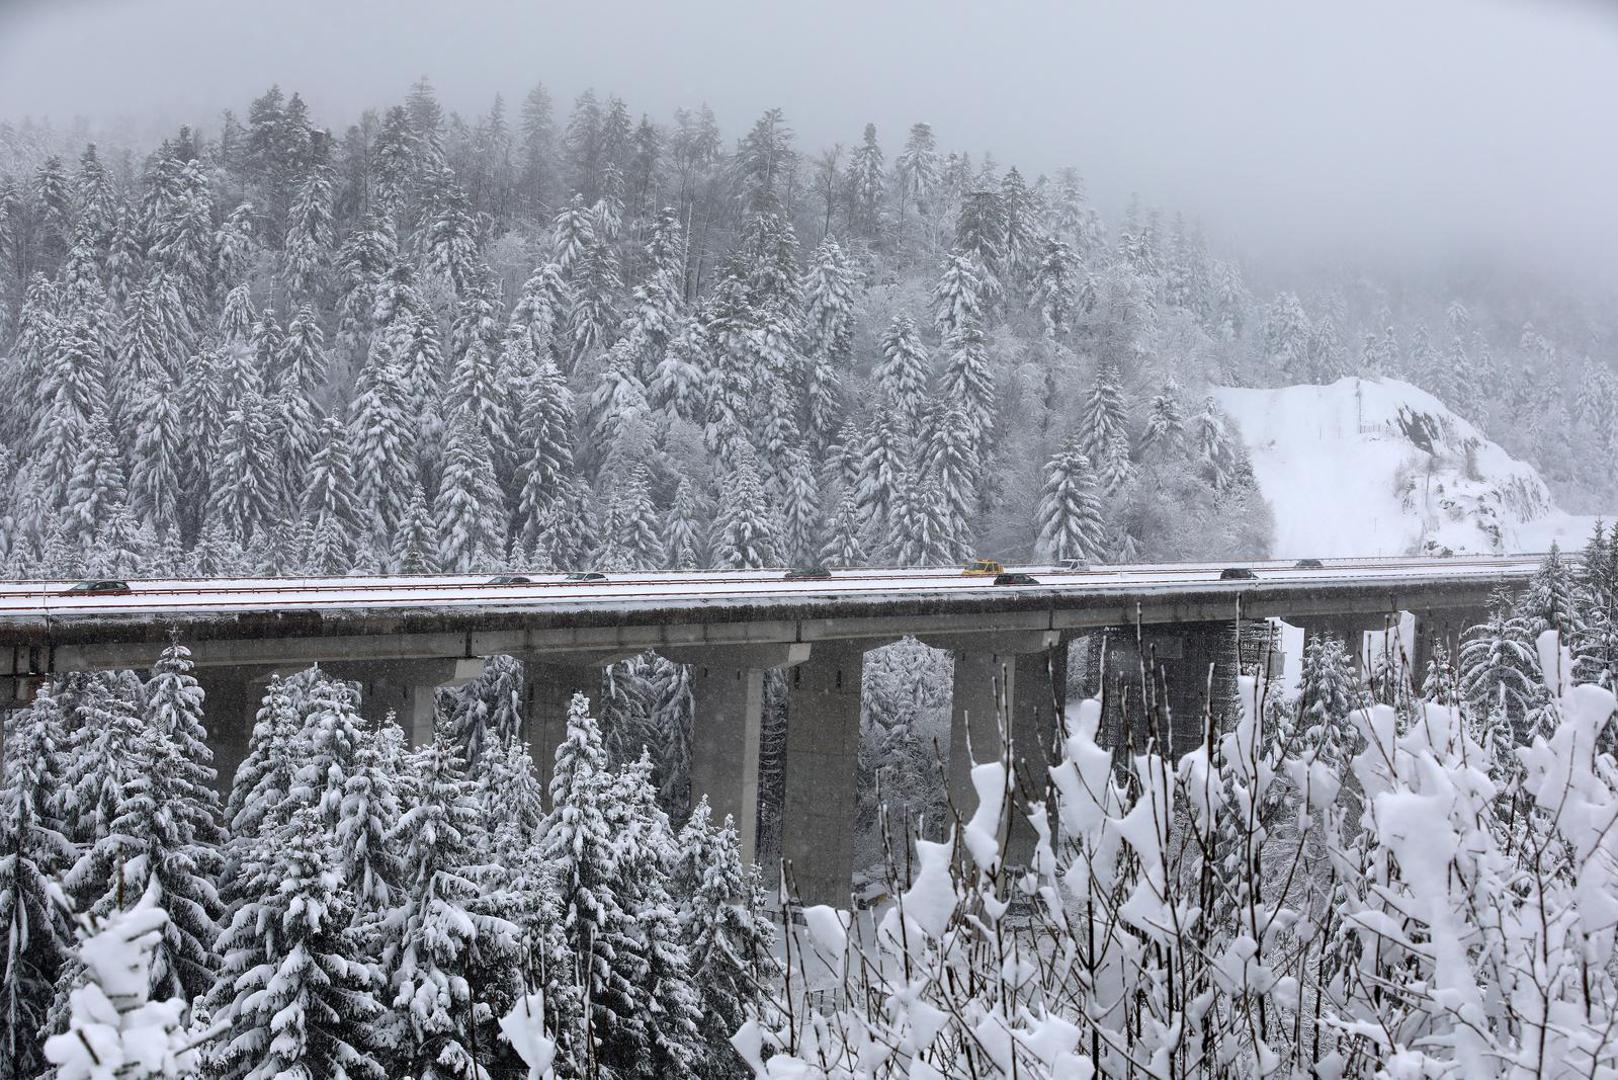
left=934, top=631, right=1063, bottom=869
left=1408, top=607, right=1487, bottom=685
left=521, top=656, right=625, bottom=795
left=673, top=643, right=811, bottom=865
left=332, top=658, right=483, bottom=746
left=780, top=641, right=872, bottom=907
left=193, top=667, right=262, bottom=792
left=1103, top=622, right=1241, bottom=757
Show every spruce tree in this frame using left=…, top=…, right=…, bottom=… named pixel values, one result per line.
left=348, top=337, right=416, bottom=542
left=65, top=677, right=223, bottom=1002
left=676, top=808, right=774, bottom=1080
left=1296, top=634, right=1362, bottom=770
left=0, top=687, right=74, bottom=1080
left=876, top=314, right=929, bottom=426
left=713, top=447, right=776, bottom=570
left=541, top=695, right=651, bottom=1076
left=389, top=735, right=518, bottom=1080
left=1035, top=434, right=1106, bottom=563
left=434, top=412, right=507, bottom=572
left=209, top=807, right=388, bottom=1080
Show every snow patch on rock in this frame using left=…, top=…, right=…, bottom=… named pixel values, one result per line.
left=1215, top=377, right=1598, bottom=557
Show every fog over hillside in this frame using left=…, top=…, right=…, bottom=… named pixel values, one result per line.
left=6, top=6, right=1618, bottom=1080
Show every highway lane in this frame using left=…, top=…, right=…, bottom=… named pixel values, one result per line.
left=0, top=554, right=1547, bottom=620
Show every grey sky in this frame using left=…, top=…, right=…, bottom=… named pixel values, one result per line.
left=2, top=0, right=1615, bottom=275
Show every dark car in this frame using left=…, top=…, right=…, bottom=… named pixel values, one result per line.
left=994, top=572, right=1041, bottom=586
left=486, top=574, right=533, bottom=585
left=1293, top=558, right=1324, bottom=569
left=564, top=571, right=608, bottom=583
left=62, top=579, right=132, bottom=596
left=1219, top=567, right=1258, bottom=581
left=785, top=566, right=832, bottom=581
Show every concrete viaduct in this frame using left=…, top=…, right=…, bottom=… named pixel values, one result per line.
left=0, top=557, right=1537, bottom=904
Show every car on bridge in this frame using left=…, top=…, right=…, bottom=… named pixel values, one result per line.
left=993, top=572, right=1041, bottom=586
left=1293, top=559, right=1324, bottom=569
left=784, top=566, right=832, bottom=581
left=963, top=559, right=1004, bottom=576
left=61, top=579, right=132, bottom=596
left=486, top=574, right=533, bottom=585
left=564, top=571, right=608, bottom=583
left=1059, top=558, right=1092, bottom=571
left=1220, top=567, right=1259, bottom=580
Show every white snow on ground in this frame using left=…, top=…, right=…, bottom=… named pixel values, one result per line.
left=1216, top=377, right=1600, bottom=559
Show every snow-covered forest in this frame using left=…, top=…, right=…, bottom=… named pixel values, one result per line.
left=1, top=78, right=1612, bottom=577
left=1, top=34, right=1618, bottom=1079
left=7, top=538, right=1618, bottom=1078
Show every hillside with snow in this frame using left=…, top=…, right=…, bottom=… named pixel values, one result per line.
left=1215, top=378, right=1599, bottom=558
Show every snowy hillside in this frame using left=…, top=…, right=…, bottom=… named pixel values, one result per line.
left=1215, top=378, right=1598, bottom=558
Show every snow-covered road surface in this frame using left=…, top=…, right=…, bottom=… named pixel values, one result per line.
left=0, top=555, right=1547, bottom=620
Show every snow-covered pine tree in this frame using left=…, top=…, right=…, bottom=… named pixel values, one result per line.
left=335, top=719, right=403, bottom=920
left=820, top=484, right=868, bottom=569
left=713, top=446, right=776, bottom=570
left=676, top=807, right=774, bottom=1080
left=1459, top=597, right=1546, bottom=743
left=607, top=754, right=703, bottom=1079
left=1035, top=433, right=1106, bottom=563
left=301, top=415, right=363, bottom=571
left=663, top=477, right=706, bottom=570
left=433, top=411, right=507, bottom=572
left=1295, top=633, right=1362, bottom=770
left=446, top=653, right=524, bottom=765
left=541, top=694, right=651, bottom=1077
left=875, top=314, right=929, bottom=426
left=347, top=335, right=416, bottom=544
left=389, top=734, right=519, bottom=1080
left=64, top=670, right=223, bottom=1002
left=208, top=807, right=388, bottom=1080
left=0, top=686, right=75, bottom=1080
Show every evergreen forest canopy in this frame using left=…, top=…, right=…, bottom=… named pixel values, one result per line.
left=1, top=77, right=1613, bottom=578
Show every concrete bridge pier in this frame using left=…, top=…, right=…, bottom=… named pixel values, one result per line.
left=193, top=665, right=271, bottom=791
left=521, top=655, right=625, bottom=795
left=930, top=631, right=1064, bottom=869
left=671, top=643, right=811, bottom=867
left=332, top=658, right=485, bottom=745
left=1408, top=607, right=1488, bottom=685
left=779, top=640, right=878, bottom=907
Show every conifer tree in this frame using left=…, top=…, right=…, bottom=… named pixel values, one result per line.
left=820, top=485, right=868, bottom=569
left=1296, top=634, right=1362, bottom=770
left=65, top=675, right=223, bottom=1002
left=209, top=389, right=280, bottom=546
left=854, top=406, right=912, bottom=541
left=713, top=447, right=776, bottom=570
left=1035, top=434, right=1106, bottom=563
left=62, top=408, right=127, bottom=545
left=433, top=413, right=506, bottom=572
left=348, top=337, right=416, bottom=543
left=876, top=314, right=929, bottom=425
left=1458, top=600, right=1545, bottom=740
left=0, top=687, right=74, bottom=1080
left=335, top=721, right=403, bottom=921
left=389, top=735, right=519, bottom=1080
left=677, top=808, right=774, bottom=1080
left=447, top=654, right=524, bottom=766
left=542, top=695, right=651, bottom=1075
left=663, top=478, right=707, bottom=570
left=209, top=807, right=388, bottom=1080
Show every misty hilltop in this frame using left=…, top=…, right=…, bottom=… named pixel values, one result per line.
left=0, top=70, right=1613, bottom=578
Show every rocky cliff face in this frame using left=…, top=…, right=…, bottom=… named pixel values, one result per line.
left=1215, top=378, right=1592, bottom=557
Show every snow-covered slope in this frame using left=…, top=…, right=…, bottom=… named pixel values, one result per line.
left=1215, top=378, right=1597, bottom=558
